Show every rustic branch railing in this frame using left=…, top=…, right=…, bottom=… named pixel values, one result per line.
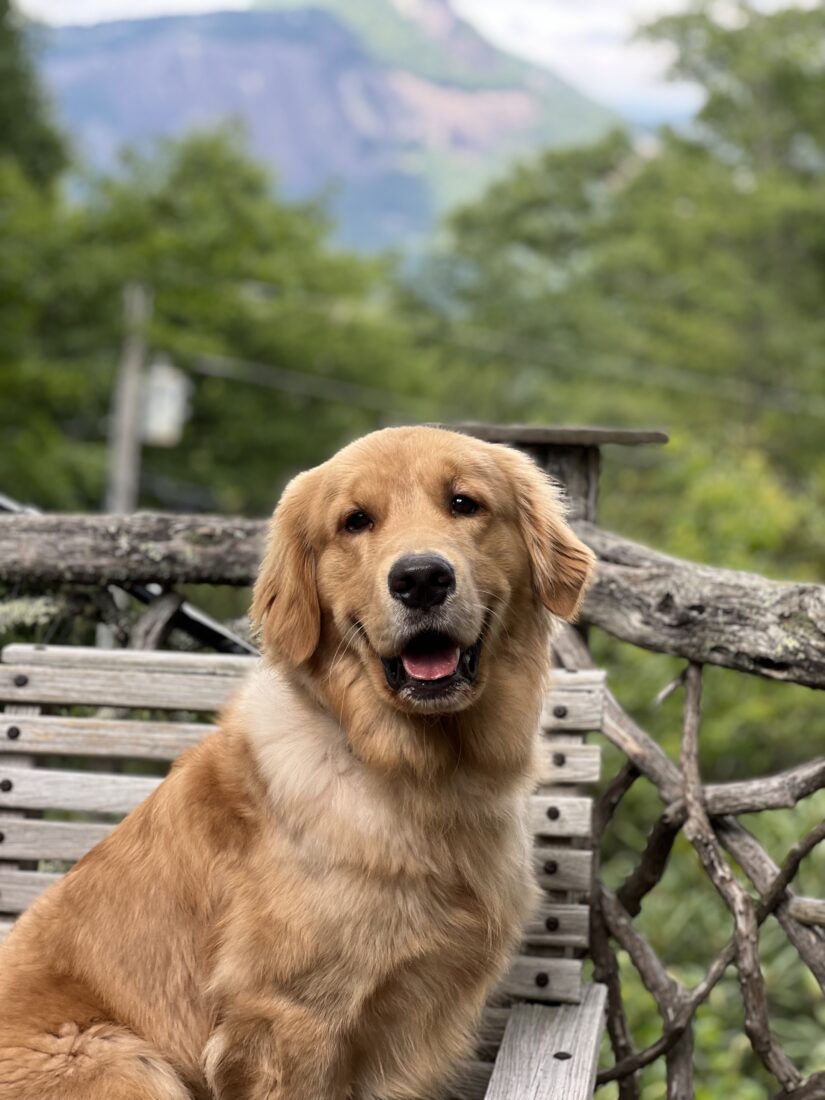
left=555, top=625, right=825, bottom=1099
left=2, top=513, right=824, bottom=687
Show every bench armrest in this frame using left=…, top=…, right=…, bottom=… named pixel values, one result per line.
left=484, top=984, right=607, bottom=1100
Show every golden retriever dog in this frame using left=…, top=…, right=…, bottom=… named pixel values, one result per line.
left=0, top=426, right=593, bottom=1100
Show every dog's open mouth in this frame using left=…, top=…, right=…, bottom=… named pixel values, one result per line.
left=381, top=631, right=481, bottom=698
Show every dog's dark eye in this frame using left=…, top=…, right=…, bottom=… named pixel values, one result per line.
left=344, top=510, right=373, bottom=533
left=451, top=495, right=480, bottom=517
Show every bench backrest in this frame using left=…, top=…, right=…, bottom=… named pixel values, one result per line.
left=0, top=643, right=604, bottom=1099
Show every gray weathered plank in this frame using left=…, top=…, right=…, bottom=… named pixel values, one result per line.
left=0, top=766, right=161, bottom=815
left=0, top=918, right=14, bottom=942
left=540, top=672, right=605, bottom=732
left=535, top=742, right=600, bottom=786
left=532, top=848, right=592, bottom=895
left=0, top=664, right=242, bottom=711
left=483, top=983, right=607, bottom=1099
left=499, top=956, right=582, bottom=1006
left=527, top=796, right=592, bottom=839
left=0, top=818, right=114, bottom=861
left=0, top=714, right=212, bottom=761
left=524, top=903, right=589, bottom=949
left=1, top=645, right=253, bottom=674
left=0, top=869, right=61, bottom=913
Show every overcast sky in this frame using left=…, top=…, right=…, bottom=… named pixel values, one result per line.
left=15, top=0, right=809, bottom=120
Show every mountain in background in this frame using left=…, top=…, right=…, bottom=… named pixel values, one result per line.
left=38, top=0, right=616, bottom=249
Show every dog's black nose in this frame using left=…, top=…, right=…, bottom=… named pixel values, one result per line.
left=388, top=554, right=455, bottom=610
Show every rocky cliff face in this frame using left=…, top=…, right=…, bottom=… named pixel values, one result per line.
left=40, top=3, right=615, bottom=249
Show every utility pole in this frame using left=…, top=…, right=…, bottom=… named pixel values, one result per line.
left=105, top=283, right=152, bottom=513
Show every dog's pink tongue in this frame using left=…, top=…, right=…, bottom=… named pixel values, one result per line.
left=402, top=647, right=460, bottom=681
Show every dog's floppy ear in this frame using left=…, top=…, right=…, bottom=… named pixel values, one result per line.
left=251, top=470, right=321, bottom=665
left=504, top=447, right=595, bottom=621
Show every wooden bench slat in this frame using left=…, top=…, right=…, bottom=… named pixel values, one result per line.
left=0, top=766, right=161, bottom=815
left=483, top=984, right=607, bottom=1099
left=0, top=869, right=60, bottom=913
left=524, top=903, right=589, bottom=949
left=0, top=715, right=213, bottom=761
left=535, top=743, right=600, bottom=786
left=531, top=848, right=592, bottom=895
left=499, top=956, right=582, bottom=1006
left=527, top=796, right=591, bottom=839
left=1, top=645, right=253, bottom=674
left=0, top=818, right=114, bottom=861
left=540, top=672, right=605, bottom=732
left=0, top=665, right=237, bottom=711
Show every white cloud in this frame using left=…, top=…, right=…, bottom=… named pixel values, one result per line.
left=20, top=0, right=247, bottom=21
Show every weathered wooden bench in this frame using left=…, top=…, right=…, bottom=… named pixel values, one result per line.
left=0, top=643, right=607, bottom=1099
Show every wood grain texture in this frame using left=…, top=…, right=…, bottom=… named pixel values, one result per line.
left=524, top=903, right=589, bottom=949
left=535, top=742, right=600, bottom=786
left=0, top=817, right=114, bottom=861
left=0, top=663, right=242, bottom=711
left=0, top=765, right=161, bottom=814
left=532, top=848, right=593, bottom=895
left=527, top=796, right=592, bottom=839
left=0, top=513, right=264, bottom=587
left=499, top=956, right=582, bottom=1006
left=0, top=714, right=212, bottom=760
left=483, top=984, right=607, bottom=1099
left=578, top=521, right=825, bottom=688
left=0, top=869, right=60, bottom=913
left=1, top=645, right=252, bottom=673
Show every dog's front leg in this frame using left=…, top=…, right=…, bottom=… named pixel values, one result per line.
left=203, top=994, right=349, bottom=1100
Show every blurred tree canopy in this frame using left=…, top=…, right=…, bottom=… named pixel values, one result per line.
left=0, top=128, right=442, bottom=513
left=0, top=0, right=66, bottom=187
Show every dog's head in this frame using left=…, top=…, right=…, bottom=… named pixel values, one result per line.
left=252, top=427, right=594, bottom=726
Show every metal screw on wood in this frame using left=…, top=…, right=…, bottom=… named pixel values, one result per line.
left=553, top=704, right=568, bottom=719
left=546, top=806, right=561, bottom=820
left=0, top=780, right=12, bottom=792
left=13, top=675, right=28, bottom=687
left=554, top=1052, right=572, bottom=1061
left=545, top=916, right=560, bottom=931
left=6, top=726, right=20, bottom=740
left=543, top=860, right=558, bottom=875
left=553, top=752, right=566, bottom=766
left=535, top=972, right=549, bottom=988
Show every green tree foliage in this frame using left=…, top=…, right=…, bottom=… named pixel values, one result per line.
left=0, top=130, right=438, bottom=513
left=0, top=1, right=67, bottom=187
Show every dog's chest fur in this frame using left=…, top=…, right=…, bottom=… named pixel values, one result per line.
left=228, top=666, right=534, bottom=1026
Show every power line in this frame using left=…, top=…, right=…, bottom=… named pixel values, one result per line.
left=190, top=354, right=441, bottom=417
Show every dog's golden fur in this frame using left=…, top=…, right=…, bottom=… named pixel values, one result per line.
left=0, top=426, right=593, bottom=1100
